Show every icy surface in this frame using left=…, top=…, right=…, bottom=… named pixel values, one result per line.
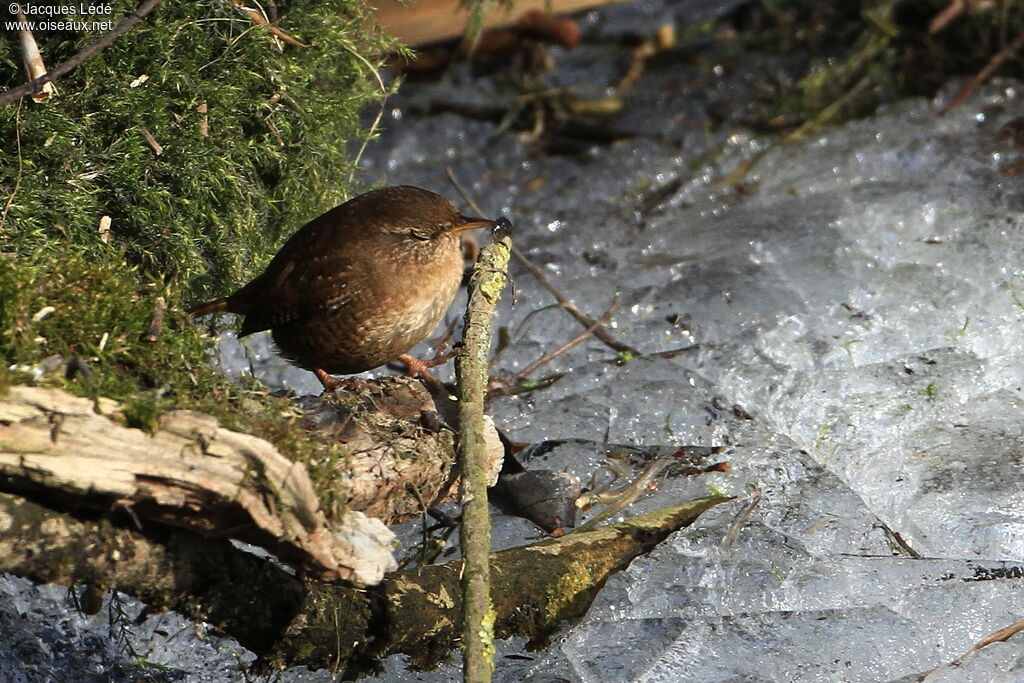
left=6, top=0, right=1024, bottom=680
left=356, top=68, right=1024, bottom=683
left=0, top=575, right=256, bottom=682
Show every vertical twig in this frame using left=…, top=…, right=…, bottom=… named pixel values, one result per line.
left=456, top=231, right=511, bottom=682
left=197, top=100, right=209, bottom=137
left=0, top=100, right=25, bottom=229
left=17, top=12, right=56, bottom=101
left=141, top=297, right=167, bottom=343
left=342, top=43, right=389, bottom=187
left=98, top=216, right=112, bottom=244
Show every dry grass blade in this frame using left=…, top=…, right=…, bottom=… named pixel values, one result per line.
left=229, top=0, right=310, bottom=48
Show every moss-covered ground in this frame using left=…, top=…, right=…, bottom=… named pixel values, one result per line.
left=0, top=1, right=397, bottom=494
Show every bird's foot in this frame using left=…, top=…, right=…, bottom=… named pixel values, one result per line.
left=314, top=367, right=346, bottom=393
left=397, top=348, right=462, bottom=390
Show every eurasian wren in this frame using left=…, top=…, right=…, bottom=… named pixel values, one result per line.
left=188, top=185, right=499, bottom=390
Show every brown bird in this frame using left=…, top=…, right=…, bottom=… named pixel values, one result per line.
left=188, top=185, right=500, bottom=391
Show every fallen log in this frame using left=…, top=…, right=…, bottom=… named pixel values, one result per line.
left=0, top=490, right=732, bottom=673
left=0, top=380, right=503, bottom=585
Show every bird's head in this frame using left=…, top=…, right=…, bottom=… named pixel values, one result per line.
left=357, top=185, right=499, bottom=262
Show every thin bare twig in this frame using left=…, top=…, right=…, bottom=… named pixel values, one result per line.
left=486, top=300, right=620, bottom=400
left=229, top=0, right=309, bottom=48
left=515, top=298, right=621, bottom=379
left=929, top=0, right=968, bottom=34
left=939, top=26, right=1024, bottom=115
left=718, top=72, right=877, bottom=190
left=0, top=0, right=169, bottom=108
left=140, top=127, right=163, bottom=155
left=721, top=488, right=761, bottom=548
left=574, top=452, right=675, bottom=530
left=444, top=167, right=638, bottom=356
left=0, top=100, right=25, bottom=229
left=343, top=44, right=389, bottom=187
left=264, top=116, right=284, bottom=146
left=962, top=618, right=1024, bottom=657
left=874, top=520, right=923, bottom=559
left=141, top=297, right=167, bottom=343
left=512, top=247, right=637, bottom=354
left=197, top=100, right=209, bottom=137
left=456, top=232, right=511, bottom=682
left=919, top=617, right=1024, bottom=677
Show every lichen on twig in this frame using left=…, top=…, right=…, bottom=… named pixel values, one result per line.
left=456, top=226, right=511, bottom=681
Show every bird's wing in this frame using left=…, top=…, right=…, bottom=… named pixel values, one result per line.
left=236, top=214, right=365, bottom=336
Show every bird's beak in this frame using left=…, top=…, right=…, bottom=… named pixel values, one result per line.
left=450, top=214, right=497, bottom=233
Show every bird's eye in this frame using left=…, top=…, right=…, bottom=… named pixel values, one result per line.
left=409, top=229, right=433, bottom=241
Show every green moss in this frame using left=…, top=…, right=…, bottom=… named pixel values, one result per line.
left=0, top=246, right=228, bottom=407
left=0, top=245, right=358, bottom=516
left=0, top=0, right=395, bottom=299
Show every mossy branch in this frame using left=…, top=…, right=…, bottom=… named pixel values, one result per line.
left=456, top=231, right=511, bottom=681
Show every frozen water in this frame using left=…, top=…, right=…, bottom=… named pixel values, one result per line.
left=352, top=56, right=1024, bottom=678
left=0, top=575, right=255, bottom=682
left=363, top=76, right=1024, bottom=681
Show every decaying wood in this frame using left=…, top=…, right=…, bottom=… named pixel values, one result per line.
left=272, top=494, right=736, bottom=671
left=16, top=12, right=56, bottom=102
left=0, top=380, right=503, bottom=583
left=0, top=489, right=731, bottom=673
left=0, top=384, right=394, bottom=585
left=375, top=0, right=626, bottom=47
left=0, top=491, right=308, bottom=656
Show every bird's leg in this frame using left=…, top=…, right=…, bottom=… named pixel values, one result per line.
left=314, top=367, right=345, bottom=393
left=396, top=354, right=444, bottom=389
left=397, top=347, right=463, bottom=390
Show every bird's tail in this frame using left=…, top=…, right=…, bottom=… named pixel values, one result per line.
left=188, top=297, right=232, bottom=317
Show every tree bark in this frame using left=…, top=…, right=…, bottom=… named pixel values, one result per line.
left=0, top=369, right=729, bottom=674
